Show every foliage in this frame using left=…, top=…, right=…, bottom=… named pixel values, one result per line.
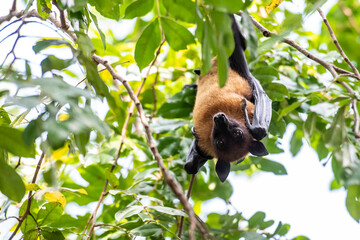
left=0, top=0, right=359, bottom=239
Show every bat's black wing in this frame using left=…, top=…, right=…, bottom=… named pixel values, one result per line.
left=229, top=15, right=272, bottom=141
left=184, top=128, right=213, bottom=175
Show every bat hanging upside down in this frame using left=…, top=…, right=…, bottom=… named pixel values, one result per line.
left=184, top=15, right=272, bottom=182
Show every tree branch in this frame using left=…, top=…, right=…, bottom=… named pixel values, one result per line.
left=317, top=8, right=360, bottom=77
left=241, top=13, right=360, bottom=80
left=83, top=39, right=166, bottom=240
left=244, top=12, right=360, bottom=138
left=91, top=55, right=209, bottom=240
left=9, top=152, right=45, bottom=240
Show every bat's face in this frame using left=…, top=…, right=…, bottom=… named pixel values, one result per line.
left=211, top=112, right=252, bottom=163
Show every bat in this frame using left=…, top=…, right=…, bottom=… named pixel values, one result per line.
left=184, top=15, right=272, bottom=182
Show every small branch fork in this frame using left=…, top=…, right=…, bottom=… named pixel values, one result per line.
left=242, top=9, right=360, bottom=138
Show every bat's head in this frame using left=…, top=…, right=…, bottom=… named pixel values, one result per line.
left=211, top=112, right=268, bottom=182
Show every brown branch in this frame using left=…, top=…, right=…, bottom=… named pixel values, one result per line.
left=52, top=0, right=69, bottom=30
left=9, top=152, right=45, bottom=240
left=83, top=40, right=166, bottom=239
left=91, top=54, right=209, bottom=240
left=178, top=174, right=195, bottom=238
left=243, top=13, right=360, bottom=80
left=317, top=8, right=360, bottom=77
left=317, top=8, right=360, bottom=138
left=11, top=0, right=17, bottom=12
left=246, top=12, right=360, bottom=138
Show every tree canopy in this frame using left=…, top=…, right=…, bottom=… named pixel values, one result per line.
left=0, top=0, right=359, bottom=239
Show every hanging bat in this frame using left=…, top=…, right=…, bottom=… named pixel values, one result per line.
left=184, top=15, right=272, bottom=182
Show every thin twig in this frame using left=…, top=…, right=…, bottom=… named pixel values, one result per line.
left=91, top=55, right=209, bottom=240
left=9, top=153, right=45, bottom=240
left=11, top=0, right=17, bottom=12
left=241, top=13, right=360, bottom=80
left=52, top=0, right=68, bottom=30
left=318, top=8, right=360, bottom=77
left=246, top=11, right=360, bottom=138
left=317, top=8, right=360, bottom=138
left=178, top=174, right=196, bottom=237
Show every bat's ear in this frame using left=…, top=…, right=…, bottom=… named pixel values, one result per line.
left=215, top=159, right=230, bottom=182
left=194, top=69, right=201, bottom=75
left=249, top=141, right=268, bottom=156
left=185, top=139, right=210, bottom=174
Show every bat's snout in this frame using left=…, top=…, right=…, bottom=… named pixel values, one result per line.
left=213, top=113, right=228, bottom=128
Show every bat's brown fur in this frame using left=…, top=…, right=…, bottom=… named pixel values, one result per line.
left=193, top=59, right=254, bottom=161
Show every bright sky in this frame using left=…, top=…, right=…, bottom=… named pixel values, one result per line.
left=1, top=1, right=359, bottom=240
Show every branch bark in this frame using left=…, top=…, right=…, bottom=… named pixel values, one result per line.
left=91, top=54, right=209, bottom=240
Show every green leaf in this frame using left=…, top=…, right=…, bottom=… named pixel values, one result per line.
left=78, top=34, right=95, bottom=58
left=0, top=126, right=35, bottom=157
left=37, top=0, right=52, bottom=19
left=248, top=211, right=265, bottom=229
left=163, top=0, right=196, bottom=23
left=0, top=107, right=11, bottom=126
left=38, top=202, right=64, bottom=226
left=200, top=18, right=214, bottom=75
left=278, top=99, right=306, bottom=120
left=253, top=157, right=287, bottom=175
left=204, top=0, right=245, bottom=13
left=131, top=223, right=163, bottom=236
left=0, top=161, right=25, bottom=202
left=20, top=199, right=39, bottom=234
left=291, top=236, right=310, bottom=240
left=242, top=10, right=258, bottom=60
left=135, top=18, right=162, bottom=70
left=33, top=39, right=70, bottom=54
left=324, top=105, right=347, bottom=149
left=150, top=118, right=187, bottom=133
left=157, top=136, right=181, bottom=158
left=74, top=131, right=90, bottom=155
left=41, top=55, right=74, bottom=74
left=88, top=0, right=121, bottom=20
left=149, top=206, right=187, bottom=217
left=265, top=83, right=288, bottom=101
left=157, top=87, right=196, bottom=118
left=253, top=66, right=279, bottom=84
left=41, top=227, right=65, bottom=240
left=106, top=169, right=119, bottom=188
left=240, top=231, right=266, bottom=240
left=89, top=10, right=106, bottom=50
left=290, top=129, right=303, bottom=157
left=124, top=0, right=154, bottom=19
left=273, top=221, right=290, bottom=236
left=115, top=205, right=143, bottom=222
left=24, top=229, right=38, bottom=240
left=160, top=17, right=195, bottom=51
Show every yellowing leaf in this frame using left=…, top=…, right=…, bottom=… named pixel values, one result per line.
left=26, top=183, right=40, bottom=191
left=51, top=142, right=70, bottom=160
left=58, top=113, right=69, bottom=121
left=45, top=191, right=66, bottom=206
left=99, top=69, right=113, bottom=86
left=193, top=201, right=202, bottom=215
left=265, top=0, right=284, bottom=13
left=77, top=188, right=88, bottom=195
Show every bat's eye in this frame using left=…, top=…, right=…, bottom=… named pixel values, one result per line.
left=233, top=129, right=243, bottom=139
left=215, top=138, right=226, bottom=150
